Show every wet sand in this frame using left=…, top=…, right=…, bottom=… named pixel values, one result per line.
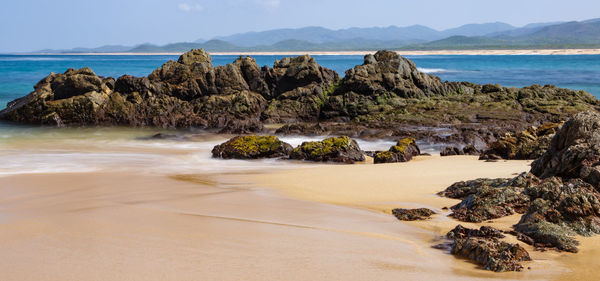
left=252, top=155, right=600, bottom=280
left=0, top=155, right=575, bottom=280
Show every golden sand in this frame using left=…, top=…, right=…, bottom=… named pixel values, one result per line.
left=0, top=155, right=597, bottom=280
left=251, top=155, right=600, bottom=280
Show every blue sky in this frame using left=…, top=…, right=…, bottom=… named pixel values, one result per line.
left=0, top=0, right=598, bottom=52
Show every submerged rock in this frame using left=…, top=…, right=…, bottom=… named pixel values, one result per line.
left=374, top=138, right=420, bottom=164
left=289, top=136, right=364, bottom=163
left=444, top=225, right=531, bottom=272
left=212, top=135, right=293, bottom=159
left=480, top=122, right=561, bottom=160
left=392, top=208, right=435, bottom=221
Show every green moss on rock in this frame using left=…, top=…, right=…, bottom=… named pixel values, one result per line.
left=289, top=136, right=364, bottom=163
left=212, top=135, right=293, bottom=159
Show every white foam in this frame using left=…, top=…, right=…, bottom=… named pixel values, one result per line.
left=417, top=67, right=454, bottom=74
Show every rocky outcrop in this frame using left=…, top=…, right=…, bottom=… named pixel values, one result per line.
left=532, top=111, right=600, bottom=189
left=1, top=50, right=597, bottom=140
left=212, top=135, right=293, bottom=159
left=480, top=122, right=561, bottom=160
left=289, top=136, right=364, bottom=163
left=392, top=208, right=435, bottom=221
left=442, top=225, right=531, bottom=272
left=373, top=138, right=420, bottom=163
left=0, top=49, right=338, bottom=132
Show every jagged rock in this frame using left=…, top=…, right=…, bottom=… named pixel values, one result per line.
left=289, top=136, right=364, bottom=163
left=1, top=49, right=598, bottom=136
left=392, top=208, right=435, bottom=221
left=212, top=135, right=293, bottom=159
left=440, top=173, right=538, bottom=222
left=480, top=122, right=561, bottom=160
left=514, top=177, right=600, bottom=252
left=532, top=111, right=600, bottom=189
left=443, top=225, right=531, bottom=272
left=374, top=138, right=420, bottom=163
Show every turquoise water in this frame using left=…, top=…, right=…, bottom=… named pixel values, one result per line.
left=1, top=54, right=599, bottom=110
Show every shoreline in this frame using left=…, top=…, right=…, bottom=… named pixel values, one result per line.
left=9, top=48, right=600, bottom=56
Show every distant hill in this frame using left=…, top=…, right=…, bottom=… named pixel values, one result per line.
left=31, top=18, right=600, bottom=53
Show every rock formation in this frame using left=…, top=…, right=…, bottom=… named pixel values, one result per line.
left=480, top=122, right=561, bottom=160
left=212, top=135, right=293, bottom=159
left=1, top=49, right=597, bottom=142
left=289, top=136, right=364, bottom=163
left=443, top=225, right=531, bottom=272
left=373, top=138, right=420, bottom=163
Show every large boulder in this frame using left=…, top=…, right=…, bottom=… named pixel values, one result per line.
left=212, top=135, right=293, bottom=159
left=374, top=138, right=420, bottom=164
left=532, top=111, right=600, bottom=189
left=289, top=136, right=365, bottom=163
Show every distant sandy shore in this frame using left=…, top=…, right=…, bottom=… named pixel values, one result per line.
left=21, top=49, right=600, bottom=56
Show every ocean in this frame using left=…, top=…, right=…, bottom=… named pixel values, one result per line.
left=1, top=54, right=599, bottom=110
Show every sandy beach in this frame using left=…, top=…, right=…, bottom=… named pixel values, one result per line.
left=2, top=152, right=596, bottom=280
left=21, top=49, right=600, bottom=56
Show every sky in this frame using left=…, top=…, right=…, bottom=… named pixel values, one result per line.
left=0, top=0, right=598, bottom=52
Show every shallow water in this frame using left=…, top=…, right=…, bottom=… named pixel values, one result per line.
left=0, top=124, right=447, bottom=177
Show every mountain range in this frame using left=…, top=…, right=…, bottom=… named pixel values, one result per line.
left=35, top=18, right=600, bottom=53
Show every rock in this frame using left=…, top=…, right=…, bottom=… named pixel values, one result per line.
left=480, top=122, right=561, bottom=160
left=443, top=225, right=531, bottom=272
left=212, top=135, right=293, bottom=159
left=289, top=136, right=365, bottom=163
left=514, top=177, right=600, bottom=252
left=441, top=173, right=537, bottom=222
left=440, top=146, right=463, bottom=156
left=374, top=138, right=420, bottom=163
left=1, top=49, right=598, bottom=136
left=532, top=111, right=600, bottom=189
left=392, top=208, right=435, bottom=221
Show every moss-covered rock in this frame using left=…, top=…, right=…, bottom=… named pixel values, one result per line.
left=443, top=225, right=531, bottom=272
left=289, top=136, right=364, bottom=163
left=212, top=135, right=293, bottom=159
left=374, top=138, right=420, bottom=164
left=480, top=122, right=561, bottom=160
left=392, top=208, right=435, bottom=221
left=440, top=173, right=539, bottom=222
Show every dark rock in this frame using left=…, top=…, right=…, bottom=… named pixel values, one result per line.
left=440, top=146, right=463, bottom=156
left=480, top=122, right=561, bottom=160
left=374, top=138, right=420, bottom=163
left=532, top=111, right=600, bottom=189
left=514, top=177, right=600, bottom=252
left=289, top=136, right=365, bottom=163
left=441, top=173, right=538, bottom=222
left=444, top=225, right=531, bottom=272
left=392, top=208, right=435, bottom=221
left=212, top=135, right=293, bottom=159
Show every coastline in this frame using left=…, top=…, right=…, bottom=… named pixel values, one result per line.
left=13, top=48, right=600, bottom=56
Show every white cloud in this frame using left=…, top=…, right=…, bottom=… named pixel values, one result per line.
left=178, top=3, right=204, bottom=12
